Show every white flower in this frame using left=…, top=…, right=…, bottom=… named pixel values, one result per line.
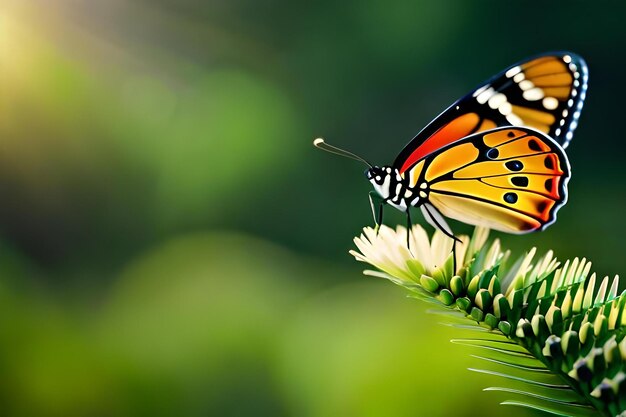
left=349, top=224, right=492, bottom=286
left=350, top=224, right=587, bottom=297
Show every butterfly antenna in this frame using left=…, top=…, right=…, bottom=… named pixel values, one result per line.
left=313, top=138, right=372, bottom=168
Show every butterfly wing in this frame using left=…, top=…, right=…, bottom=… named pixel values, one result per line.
left=408, top=127, right=569, bottom=234
left=394, top=52, right=587, bottom=175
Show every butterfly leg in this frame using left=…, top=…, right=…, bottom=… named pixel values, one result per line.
left=369, top=191, right=385, bottom=235
left=420, top=203, right=462, bottom=272
left=452, top=239, right=458, bottom=275
left=406, top=207, right=413, bottom=251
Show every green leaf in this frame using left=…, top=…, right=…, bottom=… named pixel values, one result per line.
left=420, top=274, right=439, bottom=292
left=438, top=288, right=455, bottom=305
left=451, top=338, right=534, bottom=358
left=500, top=399, right=599, bottom=417
left=456, top=297, right=472, bottom=312
left=471, top=354, right=550, bottom=373
left=450, top=275, right=464, bottom=296
left=469, top=368, right=570, bottom=389
left=485, top=387, right=589, bottom=407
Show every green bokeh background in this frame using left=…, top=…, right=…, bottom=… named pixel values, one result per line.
left=0, top=1, right=623, bottom=416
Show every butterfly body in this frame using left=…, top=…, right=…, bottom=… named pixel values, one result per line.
left=366, top=166, right=414, bottom=211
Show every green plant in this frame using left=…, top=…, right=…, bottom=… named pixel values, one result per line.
left=351, top=225, right=626, bottom=417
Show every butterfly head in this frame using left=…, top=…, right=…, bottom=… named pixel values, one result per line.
left=365, top=166, right=386, bottom=184
left=366, top=166, right=401, bottom=201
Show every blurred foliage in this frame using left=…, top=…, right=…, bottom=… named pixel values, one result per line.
left=0, top=0, right=623, bottom=416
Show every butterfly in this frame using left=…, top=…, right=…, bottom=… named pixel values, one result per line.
left=314, top=52, right=588, bottom=246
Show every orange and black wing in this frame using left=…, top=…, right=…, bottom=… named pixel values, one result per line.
left=394, top=52, right=587, bottom=175
left=406, top=127, right=570, bottom=234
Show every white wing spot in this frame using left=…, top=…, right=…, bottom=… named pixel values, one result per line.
left=505, top=66, right=522, bottom=78
left=563, top=55, right=572, bottom=64
left=513, top=72, right=525, bottom=83
left=519, top=80, right=534, bottom=91
left=542, top=97, right=559, bottom=110
left=472, top=85, right=489, bottom=98
left=498, top=101, right=512, bottom=115
left=566, top=131, right=574, bottom=141
left=476, top=87, right=496, bottom=104
left=506, top=114, right=523, bottom=125
left=488, top=93, right=507, bottom=109
left=523, top=88, right=544, bottom=101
